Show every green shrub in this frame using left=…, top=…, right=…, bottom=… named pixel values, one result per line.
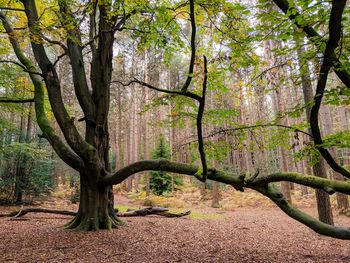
left=0, top=142, right=53, bottom=203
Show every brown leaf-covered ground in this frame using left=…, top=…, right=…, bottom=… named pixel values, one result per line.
left=1, top=200, right=350, bottom=263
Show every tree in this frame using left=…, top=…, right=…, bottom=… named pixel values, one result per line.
left=0, top=0, right=350, bottom=239
left=149, top=135, right=181, bottom=195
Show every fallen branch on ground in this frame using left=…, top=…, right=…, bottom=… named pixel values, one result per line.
left=2, top=207, right=76, bottom=218
left=0, top=206, right=191, bottom=219
left=117, top=207, right=191, bottom=217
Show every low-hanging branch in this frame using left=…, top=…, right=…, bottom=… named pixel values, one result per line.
left=3, top=159, right=350, bottom=238
left=252, top=172, right=350, bottom=195
left=102, top=159, right=350, bottom=196
left=112, top=1, right=207, bottom=183
left=100, top=159, right=350, bottom=239
left=262, top=0, right=350, bottom=179
left=175, top=123, right=312, bottom=149
left=254, top=185, right=350, bottom=240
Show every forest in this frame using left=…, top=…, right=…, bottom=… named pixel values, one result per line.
left=0, top=0, right=350, bottom=262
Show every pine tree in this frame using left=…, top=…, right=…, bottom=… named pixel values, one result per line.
left=149, top=135, right=181, bottom=195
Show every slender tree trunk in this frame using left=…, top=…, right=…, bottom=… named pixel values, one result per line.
left=14, top=103, right=28, bottom=204
left=314, top=162, right=334, bottom=225
left=338, top=107, right=350, bottom=167
left=298, top=42, right=334, bottom=224
left=300, top=160, right=309, bottom=195
left=322, top=106, right=349, bottom=211
left=212, top=160, right=220, bottom=208
left=144, top=51, right=151, bottom=197
left=272, top=88, right=292, bottom=202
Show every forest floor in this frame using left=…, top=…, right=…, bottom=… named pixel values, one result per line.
left=0, top=193, right=350, bottom=263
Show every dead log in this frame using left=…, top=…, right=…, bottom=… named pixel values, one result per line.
left=6, top=207, right=76, bottom=218
left=0, top=206, right=190, bottom=218
left=117, top=207, right=191, bottom=217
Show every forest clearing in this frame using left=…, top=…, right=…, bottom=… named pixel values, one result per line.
left=1, top=0, right=350, bottom=262
left=1, top=190, right=350, bottom=263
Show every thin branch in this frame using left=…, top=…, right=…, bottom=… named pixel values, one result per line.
left=53, top=52, right=67, bottom=66
left=309, top=0, right=350, bottom=179
left=210, top=124, right=312, bottom=138
left=113, top=78, right=202, bottom=101
left=0, top=97, right=34, bottom=103
left=175, top=123, right=312, bottom=149
left=196, top=55, right=208, bottom=181
left=114, top=10, right=137, bottom=31
left=0, top=59, right=26, bottom=70
left=0, top=26, right=26, bottom=33
left=41, top=35, right=67, bottom=52
left=0, top=7, right=25, bottom=12
left=0, top=59, right=43, bottom=76
left=248, top=62, right=288, bottom=85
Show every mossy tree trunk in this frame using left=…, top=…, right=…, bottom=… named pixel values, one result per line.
left=65, top=169, right=121, bottom=230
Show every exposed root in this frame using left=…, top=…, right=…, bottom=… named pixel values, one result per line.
left=63, top=211, right=124, bottom=231
left=64, top=213, right=81, bottom=229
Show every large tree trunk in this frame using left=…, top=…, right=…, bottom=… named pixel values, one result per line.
left=65, top=170, right=122, bottom=230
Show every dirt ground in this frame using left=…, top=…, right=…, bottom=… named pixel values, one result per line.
left=1, top=199, right=350, bottom=263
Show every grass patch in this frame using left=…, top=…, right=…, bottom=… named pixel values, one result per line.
left=115, top=204, right=138, bottom=212
left=170, top=208, right=222, bottom=220
left=115, top=205, right=222, bottom=220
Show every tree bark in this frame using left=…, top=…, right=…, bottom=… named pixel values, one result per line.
left=65, top=170, right=122, bottom=230
left=298, top=46, right=334, bottom=224
left=322, top=106, right=349, bottom=211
